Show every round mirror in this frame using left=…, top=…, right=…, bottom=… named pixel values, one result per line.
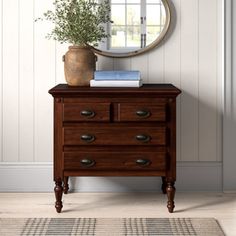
left=92, top=0, right=171, bottom=58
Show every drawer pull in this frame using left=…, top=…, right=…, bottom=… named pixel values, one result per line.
left=80, top=159, right=95, bottom=167
left=81, top=134, right=95, bottom=143
left=136, top=110, right=150, bottom=118
left=80, top=110, right=96, bottom=118
left=135, top=134, right=150, bottom=142
left=136, top=159, right=151, bottom=166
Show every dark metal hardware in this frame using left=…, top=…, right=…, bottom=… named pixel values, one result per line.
left=136, top=159, right=151, bottom=166
left=80, top=159, right=95, bottom=167
left=135, top=134, right=151, bottom=142
left=141, top=34, right=144, bottom=48
left=80, top=134, right=95, bottom=143
left=80, top=110, right=96, bottom=118
left=143, top=33, right=147, bottom=47
left=136, top=110, right=150, bottom=118
left=141, top=17, right=144, bottom=24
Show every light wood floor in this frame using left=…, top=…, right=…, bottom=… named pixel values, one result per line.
left=0, top=192, right=235, bottom=236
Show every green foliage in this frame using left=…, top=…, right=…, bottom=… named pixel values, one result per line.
left=37, top=0, right=111, bottom=46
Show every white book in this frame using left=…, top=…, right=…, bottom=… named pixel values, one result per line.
left=90, top=80, right=143, bottom=87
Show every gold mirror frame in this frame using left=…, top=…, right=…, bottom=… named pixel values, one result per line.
left=92, top=0, right=171, bottom=58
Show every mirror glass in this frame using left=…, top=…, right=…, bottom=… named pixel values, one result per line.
left=94, top=0, right=170, bottom=57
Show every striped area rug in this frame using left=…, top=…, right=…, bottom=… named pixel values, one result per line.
left=0, top=218, right=225, bottom=236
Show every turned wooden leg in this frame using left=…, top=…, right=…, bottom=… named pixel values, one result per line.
left=166, top=181, right=175, bottom=213
left=54, top=180, right=63, bottom=213
left=161, top=177, right=167, bottom=194
left=63, top=176, right=69, bottom=194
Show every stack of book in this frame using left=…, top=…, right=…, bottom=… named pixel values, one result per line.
left=90, top=70, right=142, bottom=87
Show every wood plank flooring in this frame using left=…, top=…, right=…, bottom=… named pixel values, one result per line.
left=0, top=192, right=235, bottom=236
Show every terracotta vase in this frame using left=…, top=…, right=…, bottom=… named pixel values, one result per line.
left=63, top=46, right=96, bottom=86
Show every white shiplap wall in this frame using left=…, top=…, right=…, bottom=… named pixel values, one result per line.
left=0, top=0, right=222, bottom=164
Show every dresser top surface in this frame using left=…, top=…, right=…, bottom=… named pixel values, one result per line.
left=49, top=84, right=181, bottom=97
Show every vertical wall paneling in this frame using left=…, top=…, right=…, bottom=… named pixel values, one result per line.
left=56, top=43, right=68, bottom=84
left=163, top=0, right=181, bottom=85
left=2, top=0, right=19, bottom=162
left=164, top=0, right=181, bottom=160
left=114, top=58, right=131, bottom=70
left=217, top=0, right=223, bottom=162
left=147, top=47, right=164, bottom=83
left=180, top=0, right=199, bottom=161
left=96, top=55, right=114, bottom=70
left=0, top=0, right=2, bottom=161
left=131, top=54, right=148, bottom=83
left=223, top=0, right=236, bottom=191
left=0, top=0, right=223, bottom=164
left=19, top=0, right=34, bottom=162
left=198, top=0, right=218, bottom=161
left=34, top=0, right=55, bottom=162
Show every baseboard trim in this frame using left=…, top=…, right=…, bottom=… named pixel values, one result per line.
left=0, top=162, right=223, bottom=192
left=223, top=191, right=236, bottom=193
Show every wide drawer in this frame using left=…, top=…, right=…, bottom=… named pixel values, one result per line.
left=63, top=103, right=111, bottom=122
left=63, top=152, right=166, bottom=171
left=63, top=127, right=166, bottom=146
left=118, top=103, right=166, bottom=122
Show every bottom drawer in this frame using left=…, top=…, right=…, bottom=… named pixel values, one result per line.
left=63, top=152, right=166, bottom=171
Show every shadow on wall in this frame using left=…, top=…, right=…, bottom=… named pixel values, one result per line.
left=181, top=88, right=220, bottom=162
left=70, top=177, right=163, bottom=193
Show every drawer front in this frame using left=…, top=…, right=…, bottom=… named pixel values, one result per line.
left=118, top=103, right=166, bottom=122
left=63, top=127, right=166, bottom=146
left=63, top=103, right=110, bottom=122
left=63, top=152, right=166, bottom=171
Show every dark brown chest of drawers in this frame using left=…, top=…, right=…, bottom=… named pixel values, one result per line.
left=49, top=84, right=181, bottom=213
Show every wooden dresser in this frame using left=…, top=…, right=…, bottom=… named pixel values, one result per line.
left=49, top=84, right=181, bottom=213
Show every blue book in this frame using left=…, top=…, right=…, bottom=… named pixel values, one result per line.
left=94, top=70, right=141, bottom=81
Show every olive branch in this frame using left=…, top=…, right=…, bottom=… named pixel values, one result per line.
left=36, top=0, right=111, bottom=46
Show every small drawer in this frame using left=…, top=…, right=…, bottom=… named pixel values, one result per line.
left=63, top=152, right=166, bottom=171
left=118, top=103, right=166, bottom=122
left=63, top=103, right=110, bottom=122
left=63, top=126, right=166, bottom=146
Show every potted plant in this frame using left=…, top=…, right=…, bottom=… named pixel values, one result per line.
left=37, top=0, right=111, bottom=86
